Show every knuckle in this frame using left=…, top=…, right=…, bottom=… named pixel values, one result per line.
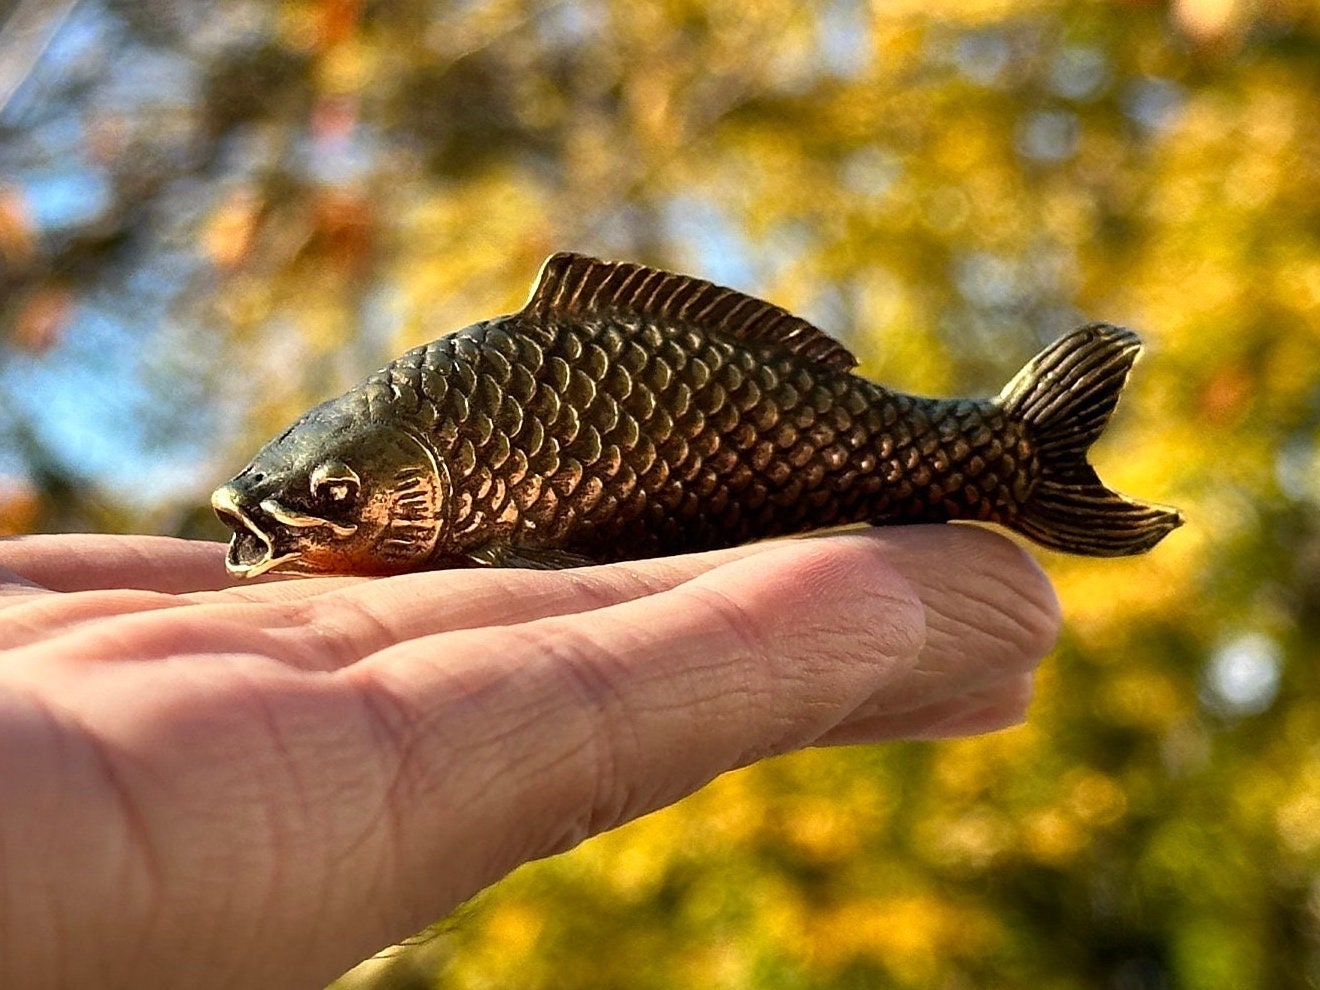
left=302, top=596, right=397, bottom=667
left=521, top=623, right=637, bottom=839
left=672, top=584, right=772, bottom=666
left=777, top=541, right=930, bottom=686
left=344, top=656, right=468, bottom=819
left=799, top=538, right=929, bottom=671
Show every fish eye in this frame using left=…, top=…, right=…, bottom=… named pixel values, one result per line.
left=310, top=461, right=360, bottom=505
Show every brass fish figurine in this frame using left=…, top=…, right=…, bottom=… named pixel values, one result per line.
left=211, top=253, right=1182, bottom=578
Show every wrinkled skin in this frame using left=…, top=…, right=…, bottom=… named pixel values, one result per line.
left=0, top=526, right=1058, bottom=990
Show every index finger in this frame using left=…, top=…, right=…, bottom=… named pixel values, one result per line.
left=0, top=535, right=234, bottom=594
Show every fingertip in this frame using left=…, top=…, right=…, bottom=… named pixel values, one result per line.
left=861, top=525, right=1062, bottom=674
left=1003, top=671, right=1036, bottom=721
left=957, top=527, right=1062, bottom=662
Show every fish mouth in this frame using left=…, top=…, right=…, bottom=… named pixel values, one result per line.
left=211, top=485, right=301, bottom=579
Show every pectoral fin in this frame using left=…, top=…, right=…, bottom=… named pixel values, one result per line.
left=467, top=541, right=599, bottom=570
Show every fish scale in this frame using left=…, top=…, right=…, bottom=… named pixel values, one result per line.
left=212, top=253, right=1182, bottom=578
left=361, top=309, right=1034, bottom=564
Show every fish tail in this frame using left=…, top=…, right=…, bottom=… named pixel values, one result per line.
left=997, top=323, right=1183, bottom=556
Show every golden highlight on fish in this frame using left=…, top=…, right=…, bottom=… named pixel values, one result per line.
left=212, top=254, right=1182, bottom=578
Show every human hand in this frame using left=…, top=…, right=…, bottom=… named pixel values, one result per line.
left=0, top=526, right=1058, bottom=989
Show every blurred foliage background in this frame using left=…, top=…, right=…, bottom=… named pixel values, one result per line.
left=2, top=0, right=1318, bottom=986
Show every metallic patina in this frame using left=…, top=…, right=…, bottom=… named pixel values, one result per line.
left=213, top=254, right=1182, bottom=577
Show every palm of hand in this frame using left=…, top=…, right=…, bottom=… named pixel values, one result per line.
left=0, top=529, right=1056, bottom=989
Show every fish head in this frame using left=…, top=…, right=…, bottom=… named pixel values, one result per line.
left=212, top=404, right=445, bottom=578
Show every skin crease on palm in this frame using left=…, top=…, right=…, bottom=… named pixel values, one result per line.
left=0, top=525, right=1059, bottom=990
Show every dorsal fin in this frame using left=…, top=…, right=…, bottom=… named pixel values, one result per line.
left=520, top=252, right=857, bottom=372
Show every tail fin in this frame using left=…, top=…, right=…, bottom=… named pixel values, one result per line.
left=997, top=323, right=1183, bottom=556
